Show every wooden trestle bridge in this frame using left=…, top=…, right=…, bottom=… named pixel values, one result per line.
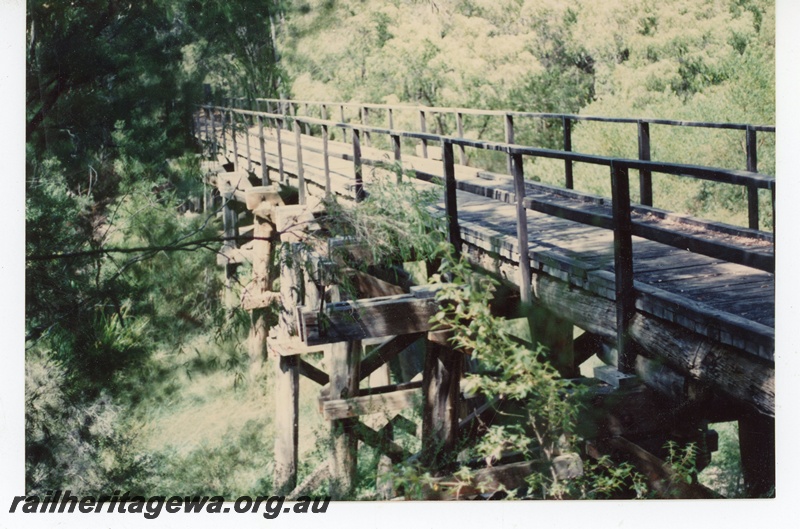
left=193, top=98, right=775, bottom=499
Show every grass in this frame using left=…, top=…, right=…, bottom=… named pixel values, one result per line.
left=127, top=332, right=329, bottom=497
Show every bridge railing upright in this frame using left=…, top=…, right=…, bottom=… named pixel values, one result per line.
left=197, top=101, right=775, bottom=372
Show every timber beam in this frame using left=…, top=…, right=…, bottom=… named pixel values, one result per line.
left=297, top=289, right=443, bottom=346
left=530, top=273, right=774, bottom=417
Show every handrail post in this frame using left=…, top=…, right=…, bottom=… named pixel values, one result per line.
left=320, top=104, right=330, bottom=195
left=244, top=111, right=253, bottom=172
left=505, top=113, right=515, bottom=174
left=511, top=151, right=531, bottom=305
left=610, top=161, right=636, bottom=374
left=220, top=109, right=227, bottom=154
left=353, top=128, right=364, bottom=202
left=388, top=108, right=394, bottom=130
left=563, top=117, right=573, bottom=189
left=258, top=115, right=269, bottom=185
left=322, top=122, right=331, bottom=197
left=442, top=141, right=460, bottom=255
left=230, top=109, right=239, bottom=171
left=303, top=103, right=310, bottom=136
left=339, top=105, right=347, bottom=142
left=275, top=117, right=285, bottom=183
left=294, top=118, right=306, bottom=205
left=419, top=109, right=428, bottom=158
left=456, top=112, right=467, bottom=166
left=746, top=126, right=759, bottom=230
left=362, top=106, right=370, bottom=146
left=289, top=102, right=297, bottom=132
left=391, top=134, right=402, bottom=164
left=637, top=121, right=652, bottom=206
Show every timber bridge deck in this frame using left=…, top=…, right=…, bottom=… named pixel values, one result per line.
left=193, top=98, right=775, bottom=499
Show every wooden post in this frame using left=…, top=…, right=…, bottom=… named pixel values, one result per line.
left=511, top=152, right=531, bottom=304
left=456, top=112, right=467, bottom=166
left=391, top=134, right=402, bottom=170
left=563, top=117, right=573, bottom=189
left=319, top=106, right=330, bottom=193
left=746, top=126, right=759, bottom=230
left=289, top=102, right=297, bottom=132
left=419, top=109, right=428, bottom=158
left=275, top=118, right=285, bottom=183
left=388, top=108, right=394, bottom=130
left=505, top=113, right=515, bottom=174
left=442, top=141, right=460, bottom=253
left=738, top=413, right=775, bottom=497
left=530, top=302, right=576, bottom=377
left=221, top=110, right=227, bottom=155
left=294, top=121, right=306, bottom=205
left=610, top=162, right=636, bottom=374
left=422, top=332, right=462, bottom=466
left=339, top=104, right=347, bottom=142
left=244, top=112, right=253, bottom=173
left=303, top=103, right=310, bottom=135
left=222, top=184, right=238, bottom=310
left=230, top=109, right=239, bottom=171
left=362, top=106, right=370, bottom=146
left=329, top=339, right=361, bottom=499
left=273, top=241, right=303, bottom=494
left=258, top=116, right=269, bottom=185
left=247, top=217, right=274, bottom=374
left=353, top=128, right=364, bottom=202
left=638, top=121, right=652, bottom=206
left=322, top=123, right=331, bottom=197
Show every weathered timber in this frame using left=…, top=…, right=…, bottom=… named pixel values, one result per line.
left=288, top=462, right=330, bottom=500
left=241, top=289, right=280, bottom=311
left=267, top=337, right=332, bottom=357
left=246, top=218, right=274, bottom=370
left=528, top=300, right=576, bottom=376
left=415, top=456, right=581, bottom=500
left=738, top=413, right=775, bottom=497
left=274, top=239, right=302, bottom=494
left=322, top=384, right=421, bottom=420
left=359, top=333, right=424, bottom=381
left=274, top=355, right=299, bottom=494
left=328, top=339, right=360, bottom=498
left=298, top=293, right=441, bottom=346
left=532, top=273, right=774, bottom=416
left=298, top=359, right=329, bottom=386
left=347, top=270, right=406, bottom=299
left=629, top=314, right=774, bottom=417
left=594, top=365, right=639, bottom=389
left=422, top=334, right=462, bottom=464
left=351, top=422, right=412, bottom=463
left=245, top=185, right=283, bottom=211
left=275, top=204, right=320, bottom=243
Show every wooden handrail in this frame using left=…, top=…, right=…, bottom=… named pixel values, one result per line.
left=201, top=104, right=775, bottom=275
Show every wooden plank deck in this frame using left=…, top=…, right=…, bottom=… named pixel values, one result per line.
left=213, top=120, right=774, bottom=362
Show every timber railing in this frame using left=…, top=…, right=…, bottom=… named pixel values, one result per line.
left=224, top=97, right=775, bottom=231
left=198, top=100, right=775, bottom=373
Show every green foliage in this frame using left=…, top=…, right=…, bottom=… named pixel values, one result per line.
left=26, top=352, right=157, bottom=495
left=699, top=422, right=745, bottom=497
left=319, top=165, right=447, bottom=266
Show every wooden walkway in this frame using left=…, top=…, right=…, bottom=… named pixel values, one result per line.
left=198, top=106, right=774, bottom=415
